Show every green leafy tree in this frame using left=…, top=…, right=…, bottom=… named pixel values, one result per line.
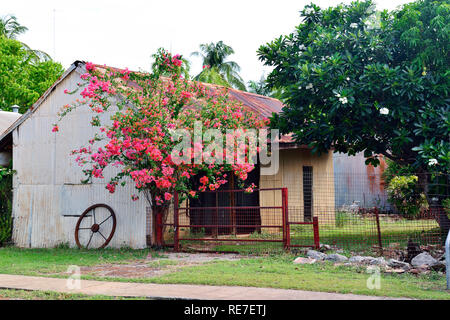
left=0, top=14, right=51, bottom=61
left=258, top=0, right=449, bottom=231
left=192, top=41, right=246, bottom=90
left=0, top=36, right=64, bottom=112
left=248, top=75, right=271, bottom=96
left=0, top=14, right=27, bottom=39
left=259, top=0, right=449, bottom=170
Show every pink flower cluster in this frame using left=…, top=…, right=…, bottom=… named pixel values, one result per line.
left=55, top=51, right=266, bottom=207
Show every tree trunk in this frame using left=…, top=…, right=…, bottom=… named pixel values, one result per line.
left=152, top=204, right=169, bottom=249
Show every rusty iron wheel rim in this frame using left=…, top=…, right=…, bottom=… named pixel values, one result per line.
left=75, top=204, right=116, bottom=249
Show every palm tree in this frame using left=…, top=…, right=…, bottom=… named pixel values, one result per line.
left=0, top=15, right=28, bottom=39
left=0, top=15, right=51, bottom=61
left=248, top=74, right=283, bottom=99
left=248, top=75, right=271, bottom=96
left=191, top=41, right=246, bottom=91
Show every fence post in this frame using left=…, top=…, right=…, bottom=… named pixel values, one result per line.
left=374, top=207, right=383, bottom=254
left=282, top=188, right=290, bottom=250
left=174, top=191, right=179, bottom=252
left=445, top=228, right=450, bottom=290
left=313, top=217, right=320, bottom=250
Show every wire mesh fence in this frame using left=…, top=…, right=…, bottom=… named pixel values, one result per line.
left=160, top=172, right=449, bottom=254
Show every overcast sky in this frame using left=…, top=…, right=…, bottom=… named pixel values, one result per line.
left=3, top=0, right=413, bottom=84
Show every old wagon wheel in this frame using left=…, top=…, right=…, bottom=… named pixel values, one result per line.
left=75, top=204, right=116, bottom=249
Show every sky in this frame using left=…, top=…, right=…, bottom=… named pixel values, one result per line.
left=3, top=0, right=414, bottom=85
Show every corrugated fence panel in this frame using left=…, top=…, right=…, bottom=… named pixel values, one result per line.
left=333, top=152, right=391, bottom=210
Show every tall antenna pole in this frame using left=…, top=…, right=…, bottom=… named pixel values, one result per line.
left=53, top=9, right=56, bottom=59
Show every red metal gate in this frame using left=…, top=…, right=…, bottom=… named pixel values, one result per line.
left=159, top=187, right=320, bottom=252
left=283, top=188, right=320, bottom=250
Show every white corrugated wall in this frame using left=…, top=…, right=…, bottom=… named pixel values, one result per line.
left=12, top=66, right=149, bottom=248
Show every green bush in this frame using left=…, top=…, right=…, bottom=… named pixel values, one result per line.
left=386, top=175, right=428, bottom=218
left=382, top=159, right=415, bottom=186
left=443, top=198, right=450, bottom=219
left=0, top=166, right=13, bottom=246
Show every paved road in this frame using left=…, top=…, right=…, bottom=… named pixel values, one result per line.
left=0, top=274, right=406, bottom=300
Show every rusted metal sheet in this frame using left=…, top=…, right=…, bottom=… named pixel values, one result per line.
left=11, top=68, right=148, bottom=248
left=333, top=152, right=391, bottom=210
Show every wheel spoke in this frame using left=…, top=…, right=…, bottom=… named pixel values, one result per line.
left=86, top=232, right=94, bottom=249
left=98, top=231, right=107, bottom=241
left=93, top=208, right=96, bottom=224
left=99, top=215, right=112, bottom=226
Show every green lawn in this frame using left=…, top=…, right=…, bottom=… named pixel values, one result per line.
left=148, top=255, right=450, bottom=300
left=0, top=289, right=147, bottom=300
left=0, top=246, right=149, bottom=275
left=0, top=246, right=449, bottom=300
left=76, top=254, right=450, bottom=300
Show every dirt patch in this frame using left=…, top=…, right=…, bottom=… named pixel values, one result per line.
left=149, top=252, right=242, bottom=263
left=75, top=252, right=243, bottom=279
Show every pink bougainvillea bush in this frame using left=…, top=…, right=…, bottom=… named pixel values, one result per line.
left=55, top=49, right=268, bottom=218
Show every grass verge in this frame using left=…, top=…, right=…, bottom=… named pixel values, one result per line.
left=0, top=246, right=149, bottom=275
left=0, top=288, right=148, bottom=300
left=0, top=247, right=448, bottom=300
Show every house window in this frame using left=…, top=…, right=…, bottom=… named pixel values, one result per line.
left=303, top=166, right=313, bottom=221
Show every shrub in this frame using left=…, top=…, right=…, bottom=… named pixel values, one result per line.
left=443, top=198, right=450, bottom=219
left=386, top=175, right=428, bottom=218
left=382, top=159, right=415, bottom=186
left=0, top=166, right=14, bottom=245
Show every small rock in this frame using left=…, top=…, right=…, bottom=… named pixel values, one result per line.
left=326, top=253, right=348, bottom=262
left=367, top=257, right=387, bottom=266
left=319, top=243, right=332, bottom=251
left=348, top=256, right=385, bottom=266
left=411, top=252, right=438, bottom=268
left=388, top=259, right=411, bottom=271
left=293, top=257, right=316, bottom=265
left=349, top=256, right=366, bottom=264
left=307, top=250, right=327, bottom=261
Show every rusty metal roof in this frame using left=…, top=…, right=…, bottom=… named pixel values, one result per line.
left=93, top=63, right=284, bottom=119
left=199, top=82, right=283, bottom=119
left=0, top=61, right=297, bottom=148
